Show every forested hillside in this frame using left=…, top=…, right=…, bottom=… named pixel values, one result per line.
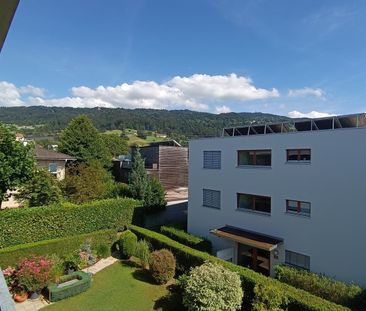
left=0, top=106, right=289, bottom=138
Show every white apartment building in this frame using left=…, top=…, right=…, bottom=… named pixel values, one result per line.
left=188, top=113, right=366, bottom=287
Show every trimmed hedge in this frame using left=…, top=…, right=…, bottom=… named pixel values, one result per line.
left=0, top=198, right=140, bottom=248
left=130, top=225, right=349, bottom=311
left=275, top=265, right=365, bottom=310
left=48, top=271, right=91, bottom=302
left=160, top=226, right=212, bottom=253
left=0, top=229, right=119, bottom=267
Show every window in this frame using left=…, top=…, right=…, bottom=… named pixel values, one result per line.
left=237, top=150, right=271, bottom=166
left=237, top=193, right=271, bottom=214
left=203, top=151, right=221, bottom=169
left=203, top=189, right=221, bottom=209
left=286, top=200, right=311, bottom=217
left=48, top=163, right=58, bottom=175
left=287, top=149, right=311, bottom=162
left=285, top=250, right=310, bottom=270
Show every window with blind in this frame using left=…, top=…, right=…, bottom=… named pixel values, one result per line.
left=203, top=151, right=221, bottom=169
left=287, top=149, right=311, bottom=162
left=203, top=189, right=221, bottom=209
left=286, top=200, right=311, bottom=217
left=285, top=250, right=310, bottom=270
left=237, top=193, right=271, bottom=214
left=237, top=150, right=271, bottom=166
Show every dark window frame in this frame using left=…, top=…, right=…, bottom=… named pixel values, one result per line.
left=236, top=193, right=271, bottom=214
left=237, top=149, right=272, bottom=166
left=285, top=250, right=310, bottom=270
left=286, top=149, right=311, bottom=162
left=286, top=199, right=311, bottom=217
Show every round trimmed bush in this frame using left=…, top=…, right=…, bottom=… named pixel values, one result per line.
left=182, top=261, right=243, bottom=311
left=118, top=230, right=137, bottom=259
left=149, top=249, right=176, bottom=284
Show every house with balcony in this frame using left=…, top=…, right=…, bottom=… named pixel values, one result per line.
left=188, top=113, right=366, bottom=287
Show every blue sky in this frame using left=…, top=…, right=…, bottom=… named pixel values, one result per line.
left=1, top=0, right=365, bottom=117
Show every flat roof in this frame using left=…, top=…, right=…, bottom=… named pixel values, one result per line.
left=222, top=113, right=366, bottom=137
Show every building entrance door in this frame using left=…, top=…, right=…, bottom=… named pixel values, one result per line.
left=237, top=243, right=270, bottom=276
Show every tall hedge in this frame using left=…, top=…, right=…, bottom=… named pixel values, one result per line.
left=0, top=229, right=119, bottom=267
left=130, top=225, right=349, bottom=311
left=0, top=198, right=140, bottom=248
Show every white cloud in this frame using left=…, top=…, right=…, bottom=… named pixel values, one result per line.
left=0, top=74, right=279, bottom=112
left=288, top=87, right=325, bottom=99
left=288, top=110, right=334, bottom=119
left=215, top=105, right=231, bottom=114
left=0, top=81, right=24, bottom=106
left=19, top=85, right=46, bottom=97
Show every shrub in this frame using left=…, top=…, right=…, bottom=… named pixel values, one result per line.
left=275, top=265, right=363, bottom=308
left=0, top=229, right=118, bottom=268
left=118, top=230, right=137, bottom=259
left=16, top=256, right=54, bottom=292
left=160, top=226, right=211, bottom=253
left=144, top=177, right=167, bottom=212
left=182, top=261, right=243, bottom=311
left=149, top=249, right=176, bottom=284
left=48, top=254, right=65, bottom=283
left=253, top=283, right=288, bottom=311
left=130, top=225, right=350, bottom=311
left=96, top=244, right=110, bottom=258
left=134, top=239, right=150, bottom=269
left=0, top=198, right=139, bottom=248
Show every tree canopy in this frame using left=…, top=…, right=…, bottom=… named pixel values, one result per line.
left=0, top=123, right=35, bottom=208
left=59, top=115, right=110, bottom=167
left=100, top=133, right=129, bottom=158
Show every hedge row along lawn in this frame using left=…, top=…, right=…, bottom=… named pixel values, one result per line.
left=130, top=225, right=349, bottom=311
left=0, top=198, right=141, bottom=248
left=0, top=229, right=119, bottom=267
left=160, top=225, right=212, bottom=253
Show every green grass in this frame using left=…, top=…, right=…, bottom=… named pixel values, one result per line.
left=44, top=261, right=173, bottom=311
left=104, top=129, right=168, bottom=147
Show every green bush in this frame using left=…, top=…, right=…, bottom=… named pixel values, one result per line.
left=275, top=265, right=364, bottom=309
left=0, top=198, right=140, bottom=248
left=160, top=226, right=212, bottom=253
left=118, top=230, right=137, bottom=259
left=96, top=244, right=110, bottom=258
left=134, top=239, right=150, bottom=269
left=130, top=225, right=349, bottom=311
left=0, top=229, right=119, bottom=267
left=252, top=283, right=288, bottom=311
left=149, top=249, right=176, bottom=284
left=182, top=261, right=243, bottom=311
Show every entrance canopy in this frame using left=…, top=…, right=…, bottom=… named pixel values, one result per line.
left=210, top=226, right=283, bottom=251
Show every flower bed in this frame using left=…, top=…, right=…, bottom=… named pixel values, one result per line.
left=48, top=271, right=92, bottom=302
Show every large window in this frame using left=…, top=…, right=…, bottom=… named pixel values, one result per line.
left=285, top=250, right=310, bottom=270
left=48, top=163, right=58, bottom=175
left=287, top=149, right=311, bottom=162
left=203, top=151, right=221, bottom=169
left=238, top=150, right=271, bottom=166
left=203, top=189, right=221, bottom=209
left=237, top=193, right=271, bottom=214
left=286, top=200, right=311, bottom=217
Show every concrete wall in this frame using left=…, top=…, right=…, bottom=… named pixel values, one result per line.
left=188, top=127, right=366, bottom=287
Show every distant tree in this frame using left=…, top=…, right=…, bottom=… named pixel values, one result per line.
left=0, top=123, right=35, bottom=209
left=137, top=130, right=147, bottom=140
left=129, top=148, right=149, bottom=201
left=101, top=133, right=129, bottom=158
left=62, top=161, right=114, bottom=204
left=15, top=169, right=62, bottom=207
left=59, top=115, right=110, bottom=167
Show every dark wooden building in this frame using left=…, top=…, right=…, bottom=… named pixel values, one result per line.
left=113, top=140, right=188, bottom=190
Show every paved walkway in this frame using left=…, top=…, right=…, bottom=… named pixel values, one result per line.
left=14, top=256, right=118, bottom=311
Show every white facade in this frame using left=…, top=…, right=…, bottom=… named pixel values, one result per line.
left=188, top=124, right=366, bottom=287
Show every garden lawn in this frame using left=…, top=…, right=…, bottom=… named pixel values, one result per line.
left=44, top=261, right=170, bottom=311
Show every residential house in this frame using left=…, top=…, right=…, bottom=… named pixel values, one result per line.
left=188, top=113, right=366, bottom=287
